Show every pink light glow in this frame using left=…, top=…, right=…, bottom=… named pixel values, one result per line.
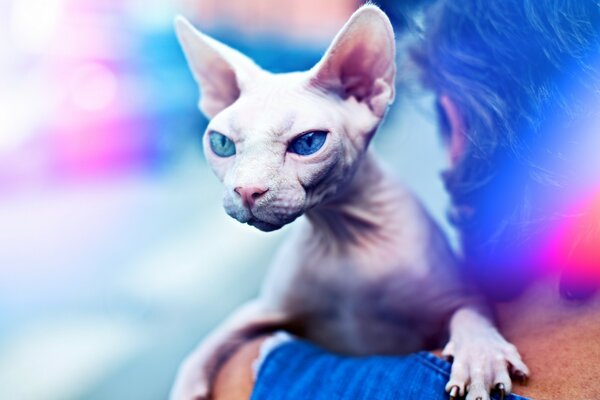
left=69, top=62, right=118, bottom=112
left=544, top=188, right=600, bottom=283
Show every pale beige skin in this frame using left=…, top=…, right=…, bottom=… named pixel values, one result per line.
left=171, top=6, right=528, bottom=400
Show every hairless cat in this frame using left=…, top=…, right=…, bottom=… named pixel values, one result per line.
left=171, top=5, right=528, bottom=400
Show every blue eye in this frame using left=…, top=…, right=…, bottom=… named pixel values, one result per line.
left=288, top=131, right=328, bottom=156
left=209, top=131, right=236, bottom=157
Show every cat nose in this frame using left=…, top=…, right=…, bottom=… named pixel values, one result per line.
left=234, top=186, right=269, bottom=208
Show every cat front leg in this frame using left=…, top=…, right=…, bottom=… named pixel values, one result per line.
left=443, top=307, right=529, bottom=400
left=170, top=299, right=289, bottom=400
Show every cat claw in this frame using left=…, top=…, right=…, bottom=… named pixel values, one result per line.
left=496, top=383, right=506, bottom=400
left=513, top=370, right=529, bottom=385
left=448, top=385, right=460, bottom=399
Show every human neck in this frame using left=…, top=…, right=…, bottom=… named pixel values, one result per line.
left=497, top=274, right=600, bottom=334
left=495, top=274, right=600, bottom=399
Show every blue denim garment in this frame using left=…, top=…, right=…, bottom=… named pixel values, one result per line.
left=251, top=339, right=531, bottom=400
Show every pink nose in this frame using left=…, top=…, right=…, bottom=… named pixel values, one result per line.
left=234, top=186, right=268, bottom=208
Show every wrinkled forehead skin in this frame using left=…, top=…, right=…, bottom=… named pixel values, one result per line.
left=206, top=71, right=373, bottom=166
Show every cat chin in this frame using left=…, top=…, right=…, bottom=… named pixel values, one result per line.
left=247, top=218, right=284, bottom=232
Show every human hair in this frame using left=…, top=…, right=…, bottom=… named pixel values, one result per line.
left=413, top=0, right=600, bottom=299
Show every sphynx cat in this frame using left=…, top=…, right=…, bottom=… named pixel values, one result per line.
left=171, top=5, right=528, bottom=400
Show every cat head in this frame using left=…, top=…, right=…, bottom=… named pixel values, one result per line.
left=175, top=5, right=395, bottom=231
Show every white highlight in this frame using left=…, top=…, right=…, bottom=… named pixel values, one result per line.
left=10, top=0, right=64, bottom=53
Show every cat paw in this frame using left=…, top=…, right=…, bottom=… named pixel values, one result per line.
left=170, top=382, right=210, bottom=400
left=169, top=356, right=212, bottom=400
left=443, top=314, right=529, bottom=400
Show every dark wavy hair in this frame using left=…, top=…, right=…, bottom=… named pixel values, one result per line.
left=413, top=0, right=600, bottom=299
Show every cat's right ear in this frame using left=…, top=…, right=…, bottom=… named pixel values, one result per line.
left=175, top=17, right=265, bottom=118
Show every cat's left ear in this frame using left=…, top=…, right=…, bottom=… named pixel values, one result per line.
left=309, top=5, right=396, bottom=118
left=175, top=16, right=266, bottom=118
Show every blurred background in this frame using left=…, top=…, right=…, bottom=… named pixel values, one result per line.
left=0, top=0, right=451, bottom=399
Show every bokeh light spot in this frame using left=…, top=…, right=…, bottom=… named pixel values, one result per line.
left=69, top=62, right=118, bottom=112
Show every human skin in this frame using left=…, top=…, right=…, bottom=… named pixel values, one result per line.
left=211, top=336, right=266, bottom=400
left=495, top=279, right=600, bottom=400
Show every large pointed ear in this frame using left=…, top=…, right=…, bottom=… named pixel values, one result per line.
left=309, top=5, right=396, bottom=118
left=174, top=16, right=265, bottom=118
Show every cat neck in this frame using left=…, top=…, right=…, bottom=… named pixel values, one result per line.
left=304, top=151, right=409, bottom=249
